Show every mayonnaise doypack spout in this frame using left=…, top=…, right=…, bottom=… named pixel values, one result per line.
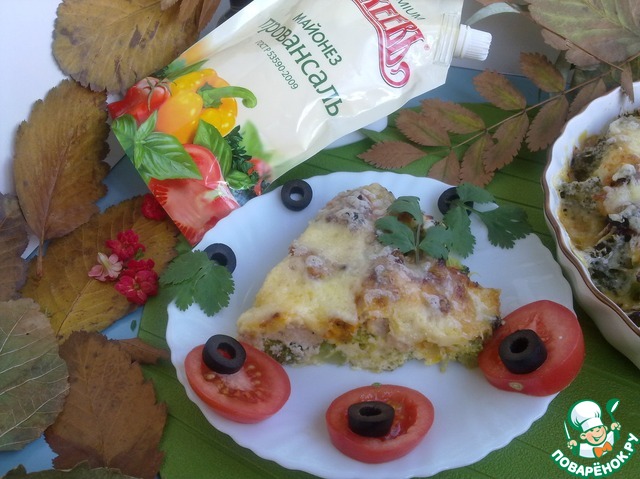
left=109, top=0, right=492, bottom=245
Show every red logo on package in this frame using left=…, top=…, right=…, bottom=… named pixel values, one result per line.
left=352, top=0, right=425, bottom=87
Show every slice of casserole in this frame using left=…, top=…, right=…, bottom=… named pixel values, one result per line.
left=236, top=183, right=501, bottom=371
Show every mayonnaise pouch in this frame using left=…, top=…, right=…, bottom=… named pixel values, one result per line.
left=110, top=0, right=491, bottom=245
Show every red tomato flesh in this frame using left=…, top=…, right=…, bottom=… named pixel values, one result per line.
left=108, top=77, right=169, bottom=123
left=185, top=342, right=291, bottom=423
left=478, top=300, right=585, bottom=396
left=148, top=144, right=240, bottom=245
left=325, top=384, right=434, bottom=463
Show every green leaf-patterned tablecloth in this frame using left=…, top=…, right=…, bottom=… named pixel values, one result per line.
left=139, top=104, right=640, bottom=479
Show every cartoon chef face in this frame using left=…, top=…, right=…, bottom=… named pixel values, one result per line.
left=569, top=400, right=608, bottom=445
left=581, top=424, right=608, bottom=445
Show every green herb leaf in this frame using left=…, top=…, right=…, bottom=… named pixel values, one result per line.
left=375, top=215, right=417, bottom=254
left=111, top=114, right=138, bottom=157
left=112, top=112, right=201, bottom=183
left=193, top=120, right=232, bottom=176
left=419, top=224, right=453, bottom=260
left=240, top=120, right=271, bottom=161
left=160, top=59, right=208, bottom=82
left=134, top=132, right=201, bottom=182
left=376, top=185, right=532, bottom=261
left=226, top=169, right=254, bottom=190
left=387, top=196, right=424, bottom=225
left=456, top=182, right=495, bottom=204
left=160, top=251, right=234, bottom=316
left=441, top=207, right=475, bottom=257
left=476, top=204, right=532, bottom=248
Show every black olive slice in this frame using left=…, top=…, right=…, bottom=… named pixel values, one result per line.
left=347, top=401, right=395, bottom=437
left=202, top=334, right=247, bottom=374
left=281, top=179, right=313, bottom=211
left=498, top=329, right=547, bottom=374
left=437, top=187, right=472, bottom=215
left=204, top=243, right=237, bottom=273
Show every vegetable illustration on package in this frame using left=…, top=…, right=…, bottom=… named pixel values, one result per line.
left=109, top=0, right=492, bottom=246
left=110, top=59, right=267, bottom=245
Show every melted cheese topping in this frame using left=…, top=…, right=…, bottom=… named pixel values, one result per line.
left=237, top=183, right=501, bottom=371
left=559, top=114, right=640, bottom=313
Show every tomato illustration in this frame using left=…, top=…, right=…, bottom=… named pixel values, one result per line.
left=148, top=144, right=240, bottom=245
left=108, top=77, right=170, bottom=124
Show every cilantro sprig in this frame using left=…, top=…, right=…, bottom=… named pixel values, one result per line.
left=160, top=250, right=235, bottom=316
left=375, top=184, right=532, bottom=261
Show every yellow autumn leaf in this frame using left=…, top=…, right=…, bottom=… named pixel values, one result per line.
left=358, top=141, right=427, bottom=169
left=461, top=133, right=494, bottom=186
left=520, top=52, right=566, bottom=93
left=13, top=80, right=110, bottom=274
left=396, top=109, right=451, bottom=147
left=53, top=0, right=201, bottom=93
left=473, top=71, right=527, bottom=111
left=21, top=197, right=180, bottom=342
left=420, top=98, right=485, bottom=134
left=0, top=195, right=29, bottom=301
left=0, top=298, right=69, bottom=451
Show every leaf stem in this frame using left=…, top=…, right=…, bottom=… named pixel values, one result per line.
left=440, top=53, right=640, bottom=154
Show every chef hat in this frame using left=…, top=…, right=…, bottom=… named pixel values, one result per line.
left=569, top=400, right=604, bottom=432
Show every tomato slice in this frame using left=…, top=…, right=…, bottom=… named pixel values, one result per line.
left=185, top=342, right=291, bottom=423
left=325, top=384, right=434, bottom=463
left=478, top=300, right=585, bottom=396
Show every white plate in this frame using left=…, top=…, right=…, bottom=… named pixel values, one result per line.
left=166, top=171, right=574, bottom=479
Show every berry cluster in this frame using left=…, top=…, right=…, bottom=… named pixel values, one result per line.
left=88, top=202, right=161, bottom=305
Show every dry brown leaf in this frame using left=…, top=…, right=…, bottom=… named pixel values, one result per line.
left=358, top=141, right=427, bottom=169
left=427, top=150, right=461, bottom=185
left=540, top=30, right=598, bottom=67
left=420, top=98, right=485, bottom=134
left=13, top=80, right=110, bottom=275
left=5, top=462, right=140, bottom=478
left=45, top=331, right=166, bottom=479
left=0, top=298, right=69, bottom=451
left=21, top=197, right=180, bottom=342
left=0, top=195, right=29, bottom=301
left=473, top=71, right=527, bottom=110
left=569, top=78, right=607, bottom=117
left=461, top=133, right=494, bottom=186
left=530, top=0, right=640, bottom=68
left=520, top=52, right=566, bottom=93
left=53, top=0, right=200, bottom=93
left=197, top=0, right=223, bottom=31
left=484, top=113, right=530, bottom=172
left=160, top=0, right=179, bottom=8
left=527, top=95, right=569, bottom=151
left=620, top=62, right=635, bottom=103
left=395, top=109, right=451, bottom=146
left=116, top=338, right=170, bottom=364
left=180, top=0, right=222, bottom=31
